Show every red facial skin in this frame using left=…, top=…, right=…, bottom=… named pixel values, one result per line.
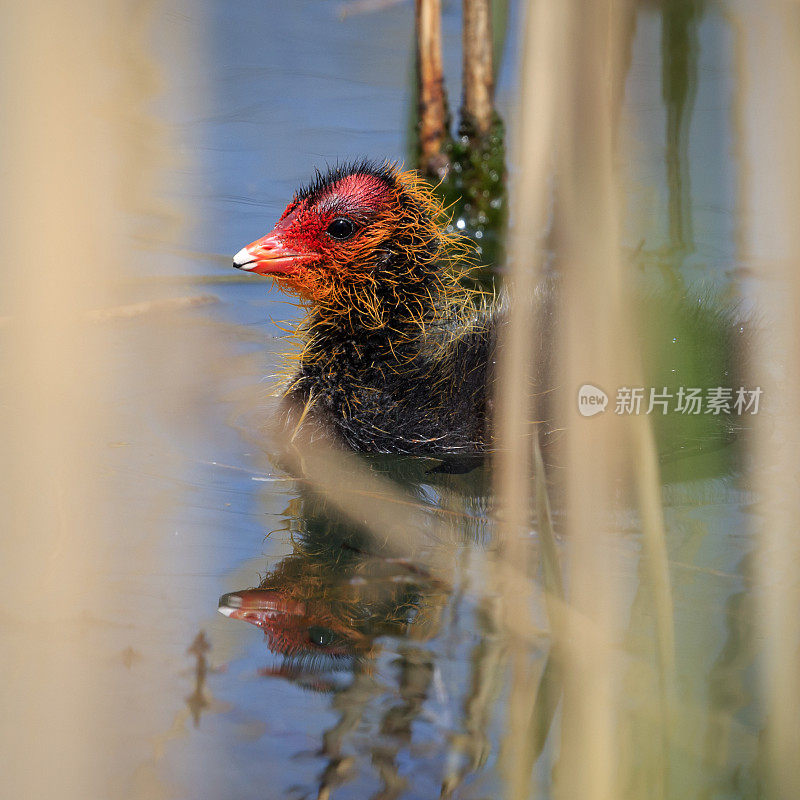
left=235, top=173, right=398, bottom=302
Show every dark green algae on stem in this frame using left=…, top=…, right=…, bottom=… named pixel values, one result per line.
left=435, top=116, right=508, bottom=287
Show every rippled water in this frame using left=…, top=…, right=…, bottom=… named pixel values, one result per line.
left=86, top=2, right=765, bottom=798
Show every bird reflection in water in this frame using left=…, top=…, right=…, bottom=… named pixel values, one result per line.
left=218, top=520, right=447, bottom=694
left=217, top=455, right=507, bottom=797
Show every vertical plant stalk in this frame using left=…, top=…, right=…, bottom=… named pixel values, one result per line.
left=461, top=0, right=495, bottom=138
left=415, top=0, right=451, bottom=177
left=0, top=3, right=123, bottom=796
left=514, top=439, right=566, bottom=780
left=631, top=418, right=677, bottom=688
left=533, top=438, right=564, bottom=616
left=662, top=0, right=700, bottom=256
left=629, top=411, right=677, bottom=795
left=733, top=4, right=800, bottom=798
left=0, top=0, right=202, bottom=796
left=491, top=0, right=569, bottom=797
left=553, top=2, right=649, bottom=800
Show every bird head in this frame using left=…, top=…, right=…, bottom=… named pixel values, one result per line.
left=233, top=161, right=470, bottom=324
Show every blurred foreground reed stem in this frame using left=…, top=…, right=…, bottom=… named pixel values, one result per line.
left=735, top=4, right=800, bottom=797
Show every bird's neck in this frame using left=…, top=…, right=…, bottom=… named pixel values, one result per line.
left=298, top=267, right=468, bottom=367
left=301, top=304, right=430, bottom=365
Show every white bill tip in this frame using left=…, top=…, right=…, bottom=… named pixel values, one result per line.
left=233, top=246, right=255, bottom=269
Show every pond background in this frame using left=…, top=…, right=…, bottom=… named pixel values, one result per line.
left=1, top=1, right=785, bottom=799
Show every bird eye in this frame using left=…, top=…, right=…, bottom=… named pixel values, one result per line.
left=307, top=626, right=338, bottom=647
left=326, top=217, right=356, bottom=241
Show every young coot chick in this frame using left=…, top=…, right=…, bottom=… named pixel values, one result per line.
left=234, top=161, right=748, bottom=466
left=233, top=161, right=499, bottom=455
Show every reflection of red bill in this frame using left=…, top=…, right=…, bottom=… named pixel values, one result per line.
left=218, top=589, right=305, bottom=622
left=218, top=589, right=357, bottom=658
